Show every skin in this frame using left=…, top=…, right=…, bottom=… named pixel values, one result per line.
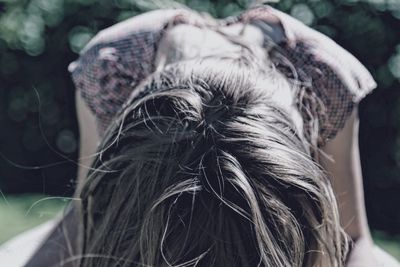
left=320, top=108, right=370, bottom=240
left=75, top=91, right=99, bottom=193
left=320, top=108, right=377, bottom=267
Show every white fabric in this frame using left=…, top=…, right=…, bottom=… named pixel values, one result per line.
left=0, top=218, right=58, bottom=267
left=373, top=246, right=400, bottom=267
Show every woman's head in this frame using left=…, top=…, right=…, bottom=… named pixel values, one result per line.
left=78, top=58, right=348, bottom=267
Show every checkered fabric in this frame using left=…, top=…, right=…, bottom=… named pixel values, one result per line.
left=69, top=6, right=376, bottom=147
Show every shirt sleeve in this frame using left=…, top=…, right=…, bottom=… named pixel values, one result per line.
left=68, top=8, right=199, bottom=134
left=242, top=6, right=377, bottom=146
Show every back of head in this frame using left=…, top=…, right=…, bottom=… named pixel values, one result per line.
left=78, top=58, right=348, bottom=267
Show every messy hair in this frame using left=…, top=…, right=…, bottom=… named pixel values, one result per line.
left=78, top=58, right=349, bottom=267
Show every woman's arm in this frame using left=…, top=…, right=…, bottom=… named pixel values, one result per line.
left=319, top=107, right=378, bottom=266
left=75, top=90, right=100, bottom=193
left=319, top=107, right=369, bottom=240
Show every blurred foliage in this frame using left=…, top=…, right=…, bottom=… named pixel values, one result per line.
left=0, top=0, right=399, bottom=234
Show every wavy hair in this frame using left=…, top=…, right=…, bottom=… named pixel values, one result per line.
left=77, top=58, right=349, bottom=267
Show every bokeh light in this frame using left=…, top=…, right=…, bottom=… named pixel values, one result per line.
left=291, top=3, right=314, bottom=25
left=389, top=45, right=400, bottom=79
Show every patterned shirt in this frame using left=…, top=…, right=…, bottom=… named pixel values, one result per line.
left=69, top=5, right=376, bottom=147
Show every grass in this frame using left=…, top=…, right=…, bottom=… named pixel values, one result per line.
left=373, top=230, right=400, bottom=261
left=0, top=194, right=67, bottom=244
left=1, top=194, right=399, bottom=261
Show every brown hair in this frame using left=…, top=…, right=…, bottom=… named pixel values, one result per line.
left=77, top=58, right=349, bottom=267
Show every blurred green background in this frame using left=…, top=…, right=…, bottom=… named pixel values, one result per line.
left=0, top=0, right=399, bottom=259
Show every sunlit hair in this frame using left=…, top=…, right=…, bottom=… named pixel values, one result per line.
left=78, top=58, right=349, bottom=267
